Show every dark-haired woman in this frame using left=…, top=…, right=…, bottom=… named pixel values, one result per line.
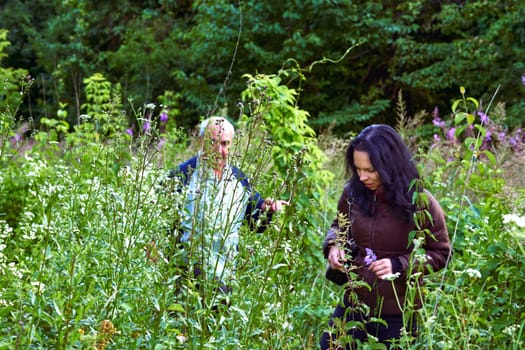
left=320, top=124, right=451, bottom=349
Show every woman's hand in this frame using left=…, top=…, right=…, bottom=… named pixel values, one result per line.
left=327, top=245, right=347, bottom=271
left=369, top=258, right=393, bottom=279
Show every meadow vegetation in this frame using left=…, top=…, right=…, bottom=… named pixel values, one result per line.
left=1, top=32, right=525, bottom=350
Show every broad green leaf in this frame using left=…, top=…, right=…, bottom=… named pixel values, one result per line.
left=455, top=112, right=468, bottom=124
left=467, top=97, right=479, bottom=110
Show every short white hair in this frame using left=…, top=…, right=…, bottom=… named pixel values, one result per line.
left=198, top=116, right=234, bottom=137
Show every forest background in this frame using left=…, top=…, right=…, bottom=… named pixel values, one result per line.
left=1, top=0, right=525, bottom=132
left=1, top=0, right=525, bottom=349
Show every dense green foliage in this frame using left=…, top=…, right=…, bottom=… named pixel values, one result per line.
left=0, top=29, right=29, bottom=117
left=1, top=0, right=524, bottom=132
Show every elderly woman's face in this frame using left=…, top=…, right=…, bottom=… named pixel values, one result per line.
left=353, top=150, right=381, bottom=190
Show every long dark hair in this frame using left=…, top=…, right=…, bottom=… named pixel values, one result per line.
left=346, top=124, right=420, bottom=223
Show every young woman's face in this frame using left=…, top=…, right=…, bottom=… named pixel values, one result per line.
left=353, top=150, right=381, bottom=191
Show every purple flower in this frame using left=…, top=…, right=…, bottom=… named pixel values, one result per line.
left=446, top=127, right=457, bottom=143
left=430, top=134, right=440, bottom=149
left=485, top=131, right=492, bottom=142
left=498, top=131, right=506, bottom=141
left=157, top=137, right=166, bottom=149
left=364, top=248, right=377, bottom=265
left=143, top=121, right=151, bottom=132
left=160, top=111, right=168, bottom=123
left=126, top=128, right=133, bottom=136
left=11, top=133, right=22, bottom=143
left=478, top=111, right=489, bottom=124
left=522, top=75, right=525, bottom=87
left=432, top=106, right=440, bottom=119
left=433, top=117, right=446, bottom=128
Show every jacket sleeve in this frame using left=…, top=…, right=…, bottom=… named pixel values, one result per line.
left=396, top=190, right=451, bottom=275
left=159, top=156, right=197, bottom=192
left=246, top=191, right=271, bottom=233
left=323, top=183, right=352, bottom=258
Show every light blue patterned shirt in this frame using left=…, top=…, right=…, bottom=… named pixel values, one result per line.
left=176, top=155, right=265, bottom=281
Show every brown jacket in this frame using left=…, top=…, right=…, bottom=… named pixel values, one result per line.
left=323, top=183, right=451, bottom=316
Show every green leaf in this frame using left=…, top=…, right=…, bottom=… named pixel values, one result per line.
left=52, top=299, right=63, bottom=318
left=167, top=303, right=185, bottom=313
left=482, top=150, right=496, bottom=165
left=454, top=112, right=468, bottom=125
left=120, top=302, right=133, bottom=312
left=451, top=99, right=462, bottom=113
left=467, top=97, right=479, bottom=110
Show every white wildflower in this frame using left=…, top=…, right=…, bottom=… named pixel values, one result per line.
left=31, top=281, right=46, bottom=294
left=381, top=272, right=401, bottom=281
left=282, top=320, right=292, bottom=331
left=9, top=262, right=23, bottom=279
left=465, top=268, right=482, bottom=279
left=415, top=251, right=430, bottom=264
left=176, top=334, right=187, bottom=344
left=424, top=315, right=437, bottom=327
left=503, top=324, right=520, bottom=336
left=503, top=214, right=525, bottom=228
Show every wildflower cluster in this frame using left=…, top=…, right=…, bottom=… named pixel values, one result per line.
left=431, top=88, right=525, bottom=153
left=126, top=103, right=170, bottom=150
left=465, top=268, right=482, bottom=279
left=503, top=213, right=525, bottom=240
left=503, top=213, right=525, bottom=228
